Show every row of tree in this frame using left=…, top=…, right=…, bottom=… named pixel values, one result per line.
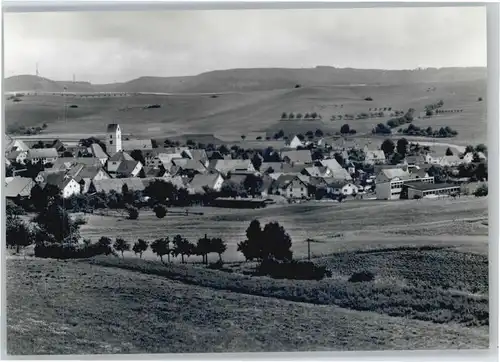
left=280, top=112, right=322, bottom=120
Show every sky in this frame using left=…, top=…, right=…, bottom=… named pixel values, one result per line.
left=4, top=6, right=487, bottom=84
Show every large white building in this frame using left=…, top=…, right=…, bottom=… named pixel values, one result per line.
left=106, top=124, right=122, bottom=154
left=375, top=167, right=434, bottom=200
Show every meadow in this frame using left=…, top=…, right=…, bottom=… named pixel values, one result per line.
left=5, top=80, right=486, bottom=145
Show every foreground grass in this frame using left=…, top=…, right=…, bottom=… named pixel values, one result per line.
left=88, top=247, right=489, bottom=328
left=7, top=259, right=488, bottom=355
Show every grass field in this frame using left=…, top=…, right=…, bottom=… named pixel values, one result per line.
left=5, top=80, right=486, bottom=145
left=76, top=197, right=488, bottom=263
left=6, top=257, right=489, bottom=355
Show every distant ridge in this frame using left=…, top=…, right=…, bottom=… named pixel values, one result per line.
left=5, top=67, right=487, bottom=94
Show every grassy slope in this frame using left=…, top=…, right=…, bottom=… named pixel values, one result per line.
left=5, top=80, right=486, bottom=145
left=6, top=258, right=488, bottom=355
left=78, top=197, right=488, bottom=262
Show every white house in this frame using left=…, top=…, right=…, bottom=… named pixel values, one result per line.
left=26, top=148, right=58, bottom=165
left=463, top=152, right=487, bottom=164
left=285, top=135, right=304, bottom=149
left=325, top=180, right=359, bottom=196
left=106, top=124, right=122, bottom=154
left=188, top=173, right=224, bottom=194
left=363, top=146, right=386, bottom=165
left=89, top=143, right=109, bottom=166
left=272, top=174, right=310, bottom=199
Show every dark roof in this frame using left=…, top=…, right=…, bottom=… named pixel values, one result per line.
left=108, top=151, right=134, bottom=162
left=107, top=124, right=120, bottom=132
left=405, top=182, right=460, bottom=191
left=116, top=160, right=141, bottom=174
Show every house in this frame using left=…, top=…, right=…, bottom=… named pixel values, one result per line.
left=316, top=138, right=330, bottom=149
left=157, top=153, right=185, bottom=169
left=6, top=150, right=28, bottom=164
left=188, top=173, right=224, bottom=194
left=405, top=155, right=427, bottom=166
left=206, top=151, right=226, bottom=161
left=182, top=149, right=208, bottom=164
left=272, top=174, right=310, bottom=199
left=43, top=172, right=81, bottom=198
left=122, top=139, right=153, bottom=151
left=434, top=155, right=462, bottom=167
left=142, top=166, right=166, bottom=178
left=26, top=148, right=58, bottom=165
left=260, top=162, right=285, bottom=174
left=463, top=152, right=487, bottom=164
left=404, top=182, right=461, bottom=199
left=115, top=160, right=143, bottom=178
left=171, top=158, right=209, bottom=174
left=35, top=170, right=66, bottom=184
left=259, top=175, right=275, bottom=197
left=208, top=159, right=255, bottom=175
left=51, top=157, right=102, bottom=170
left=5, top=177, right=35, bottom=198
left=280, top=150, right=312, bottom=165
left=302, top=166, right=333, bottom=178
left=319, top=159, right=352, bottom=180
left=89, top=143, right=109, bottom=165
left=285, top=135, right=304, bottom=149
left=363, top=146, right=386, bottom=165
left=106, top=123, right=122, bottom=154
left=324, top=179, right=359, bottom=196
left=375, top=167, right=434, bottom=200
left=106, top=151, right=134, bottom=173
left=88, top=178, right=146, bottom=194
left=4, top=138, right=29, bottom=153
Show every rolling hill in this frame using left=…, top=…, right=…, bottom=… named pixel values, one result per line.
left=5, top=66, right=487, bottom=94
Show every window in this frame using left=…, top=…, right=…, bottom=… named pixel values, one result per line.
left=110, top=135, right=113, bottom=139
left=110, top=141, right=113, bottom=145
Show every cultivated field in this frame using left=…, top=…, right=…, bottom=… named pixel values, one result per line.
left=5, top=80, right=486, bottom=145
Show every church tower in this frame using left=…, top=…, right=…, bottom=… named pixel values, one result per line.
left=106, top=124, right=122, bottom=154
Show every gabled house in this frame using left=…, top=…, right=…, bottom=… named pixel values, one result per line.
left=285, top=135, right=304, bottom=149
left=319, top=159, right=352, bottom=180
left=6, top=150, right=28, bottom=165
left=4, top=138, right=29, bottom=153
left=107, top=151, right=134, bottom=173
left=5, top=177, right=35, bottom=198
left=89, top=143, right=109, bottom=166
left=208, top=159, right=255, bottom=176
left=363, top=146, right=386, bottom=165
left=375, top=167, right=434, bottom=200
left=463, top=151, right=487, bottom=164
left=142, top=166, right=166, bottom=178
left=181, top=149, right=209, bottom=164
left=171, top=158, right=209, bottom=174
left=188, top=173, right=224, bottom=194
left=302, top=166, right=333, bottom=178
left=43, top=172, right=81, bottom=198
left=26, top=148, right=58, bottom=165
left=324, top=179, right=359, bottom=196
left=280, top=150, right=312, bottom=165
left=271, top=174, right=311, bottom=199
left=115, top=160, right=143, bottom=178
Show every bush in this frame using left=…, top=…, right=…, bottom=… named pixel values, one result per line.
left=127, top=206, right=139, bottom=219
left=474, top=184, right=488, bottom=197
left=34, top=241, right=116, bottom=259
left=364, top=97, right=373, bottom=101
left=348, top=271, right=375, bottom=283
left=257, top=259, right=332, bottom=280
left=153, top=204, right=167, bottom=218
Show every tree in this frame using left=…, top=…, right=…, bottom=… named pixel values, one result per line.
left=476, top=144, right=487, bottom=155
left=251, top=153, right=263, bottom=171
left=133, top=239, right=149, bottom=258
left=381, top=139, right=395, bottom=157
left=296, top=113, right=303, bottom=119
left=153, top=204, right=167, bottom=218
left=311, top=149, right=324, bottom=161
left=446, top=148, right=454, bottom=156
left=281, top=112, right=288, bottom=119
left=130, top=149, right=145, bottom=165
left=474, top=184, right=488, bottom=197
left=196, top=235, right=212, bottom=264
left=315, top=129, right=324, bottom=137
left=211, top=238, right=227, bottom=262
left=151, top=238, right=171, bottom=264
left=465, top=145, right=475, bottom=154
left=97, top=236, right=113, bottom=254
left=6, top=215, right=32, bottom=253
left=289, top=113, right=295, bottom=119
left=126, top=205, right=139, bottom=220
left=311, top=112, right=318, bottom=119
left=114, top=238, right=130, bottom=258
left=340, top=124, right=350, bottom=134
left=172, top=234, right=193, bottom=263
left=241, top=135, right=246, bottom=140
left=237, top=219, right=263, bottom=261
left=243, top=174, right=263, bottom=196
left=396, top=138, right=409, bottom=157
left=33, top=203, right=84, bottom=244
left=261, top=222, right=293, bottom=261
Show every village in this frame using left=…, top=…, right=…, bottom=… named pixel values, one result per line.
left=4, top=122, right=488, bottom=207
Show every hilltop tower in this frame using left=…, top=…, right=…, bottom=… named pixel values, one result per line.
left=106, top=124, right=122, bottom=154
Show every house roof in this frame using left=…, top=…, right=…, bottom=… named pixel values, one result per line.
left=379, top=168, right=411, bottom=180
left=280, top=150, right=312, bottom=164
left=90, top=143, right=108, bottom=159
left=116, top=160, right=142, bottom=175
left=27, top=148, right=58, bottom=159
left=365, top=149, right=386, bottom=160
left=208, top=159, right=253, bottom=174
left=304, top=166, right=332, bottom=178
left=438, top=155, right=461, bottom=163
left=52, top=157, right=102, bottom=169
left=108, top=151, right=134, bottom=162
left=142, top=166, right=165, bottom=178
left=69, top=165, right=107, bottom=182
left=107, top=124, right=120, bottom=132
left=5, top=177, right=34, bottom=197
left=405, top=182, right=459, bottom=191
left=285, top=135, right=304, bottom=146
left=157, top=153, right=184, bottom=166
left=260, top=162, right=284, bottom=172
left=274, top=174, right=309, bottom=189
left=188, top=173, right=221, bottom=193
left=44, top=172, right=68, bottom=189
left=122, top=139, right=153, bottom=151
left=319, top=159, right=352, bottom=180
left=91, top=178, right=145, bottom=193
left=5, top=150, right=25, bottom=160
left=182, top=149, right=208, bottom=163
left=172, top=158, right=207, bottom=172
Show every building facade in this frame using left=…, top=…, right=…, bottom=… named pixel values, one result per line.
left=106, top=124, right=122, bottom=154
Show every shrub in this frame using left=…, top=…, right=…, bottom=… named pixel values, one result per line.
left=348, top=271, right=375, bottom=283
left=153, top=204, right=167, bottom=218
left=364, top=97, right=373, bottom=101
left=126, top=205, right=139, bottom=220
left=257, top=259, right=332, bottom=280
left=474, top=184, right=488, bottom=197
left=34, top=241, right=116, bottom=259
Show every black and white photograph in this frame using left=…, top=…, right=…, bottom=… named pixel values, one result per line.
left=3, top=5, right=490, bottom=355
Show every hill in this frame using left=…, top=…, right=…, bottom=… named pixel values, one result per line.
left=5, top=66, right=487, bottom=94
left=5, top=78, right=487, bottom=145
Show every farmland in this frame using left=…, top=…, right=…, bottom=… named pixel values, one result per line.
left=5, top=78, right=487, bottom=146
